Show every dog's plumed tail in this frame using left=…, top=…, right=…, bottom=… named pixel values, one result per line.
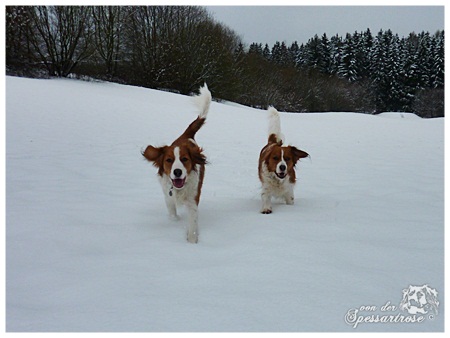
left=173, top=84, right=211, bottom=144
left=267, top=106, right=284, bottom=144
left=193, top=83, right=211, bottom=119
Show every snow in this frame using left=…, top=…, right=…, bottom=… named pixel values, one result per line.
left=376, top=112, right=422, bottom=119
left=5, top=76, right=444, bottom=332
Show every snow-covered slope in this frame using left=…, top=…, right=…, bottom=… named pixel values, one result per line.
left=5, top=76, right=444, bottom=332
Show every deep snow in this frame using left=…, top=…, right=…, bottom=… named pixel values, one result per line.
left=5, top=76, right=444, bottom=332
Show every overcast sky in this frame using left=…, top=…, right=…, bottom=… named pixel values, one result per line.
left=205, top=6, right=445, bottom=47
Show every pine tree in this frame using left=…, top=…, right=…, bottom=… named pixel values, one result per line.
left=288, top=41, right=300, bottom=68
left=271, top=41, right=282, bottom=64
left=279, top=41, right=289, bottom=66
left=329, top=34, right=342, bottom=75
left=338, top=33, right=359, bottom=82
left=386, top=33, right=403, bottom=110
left=369, top=30, right=389, bottom=111
left=305, top=34, right=321, bottom=69
left=398, top=34, right=420, bottom=111
left=317, top=33, right=331, bottom=74
left=262, top=43, right=271, bottom=61
left=416, top=32, right=432, bottom=89
left=248, top=42, right=262, bottom=56
left=431, top=30, right=444, bottom=88
left=271, top=41, right=290, bottom=66
left=361, top=28, right=373, bottom=79
left=352, top=31, right=365, bottom=80
left=294, top=43, right=307, bottom=68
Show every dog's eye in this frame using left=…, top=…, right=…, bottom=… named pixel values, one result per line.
left=181, top=157, right=189, bottom=163
left=284, top=157, right=291, bottom=162
left=273, top=156, right=279, bottom=161
left=166, top=158, right=174, bottom=163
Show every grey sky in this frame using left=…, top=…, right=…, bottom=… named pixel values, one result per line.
left=205, top=6, right=445, bottom=46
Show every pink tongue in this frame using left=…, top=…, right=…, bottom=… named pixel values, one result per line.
left=173, top=178, right=185, bottom=188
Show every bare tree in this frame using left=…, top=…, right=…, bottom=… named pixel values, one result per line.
left=92, top=6, right=125, bottom=77
left=5, top=6, right=41, bottom=76
left=122, top=6, right=241, bottom=93
left=123, top=6, right=185, bottom=88
left=29, top=6, right=94, bottom=77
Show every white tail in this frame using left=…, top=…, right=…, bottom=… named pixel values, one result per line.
left=192, top=83, right=212, bottom=119
left=268, top=106, right=284, bottom=143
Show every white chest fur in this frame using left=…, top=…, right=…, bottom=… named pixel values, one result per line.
left=260, top=163, right=294, bottom=197
left=159, top=169, right=200, bottom=206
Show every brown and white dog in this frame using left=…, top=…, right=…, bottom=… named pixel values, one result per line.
left=258, top=107, right=309, bottom=214
left=142, top=84, right=211, bottom=243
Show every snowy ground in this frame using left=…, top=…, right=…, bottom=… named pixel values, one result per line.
left=5, top=76, right=444, bottom=332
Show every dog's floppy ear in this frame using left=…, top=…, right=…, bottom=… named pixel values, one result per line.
left=191, top=148, right=207, bottom=166
left=189, top=145, right=208, bottom=166
left=185, top=139, right=207, bottom=166
left=142, top=145, right=166, bottom=167
left=291, top=146, right=309, bottom=163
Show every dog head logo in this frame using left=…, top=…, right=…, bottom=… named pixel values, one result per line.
left=399, top=285, right=439, bottom=315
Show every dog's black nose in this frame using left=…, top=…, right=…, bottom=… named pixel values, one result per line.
left=279, top=164, right=286, bottom=172
left=174, top=169, right=182, bottom=177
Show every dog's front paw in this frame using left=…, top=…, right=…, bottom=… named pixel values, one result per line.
left=261, top=208, right=272, bottom=214
left=169, top=214, right=180, bottom=221
left=187, top=231, right=198, bottom=244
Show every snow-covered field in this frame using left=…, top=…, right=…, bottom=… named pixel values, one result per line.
left=5, top=76, right=444, bottom=332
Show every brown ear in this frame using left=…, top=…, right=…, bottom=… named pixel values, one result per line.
left=291, top=146, right=309, bottom=163
left=142, top=145, right=166, bottom=166
left=185, top=140, right=207, bottom=166
left=189, top=146, right=207, bottom=166
left=193, top=151, right=207, bottom=166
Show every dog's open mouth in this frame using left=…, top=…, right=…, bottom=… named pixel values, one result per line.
left=172, top=178, right=186, bottom=189
left=276, top=172, right=286, bottom=179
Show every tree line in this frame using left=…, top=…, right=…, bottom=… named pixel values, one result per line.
left=243, top=29, right=444, bottom=117
left=6, top=5, right=444, bottom=117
